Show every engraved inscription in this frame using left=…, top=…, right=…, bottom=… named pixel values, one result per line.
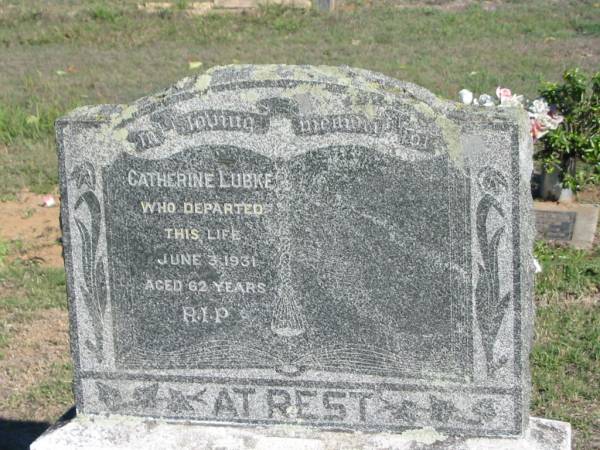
left=102, top=145, right=472, bottom=379
left=128, top=170, right=275, bottom=190
left=128, top=102, right=441, bottom=152
left=88, top=378, right=512, bottom=430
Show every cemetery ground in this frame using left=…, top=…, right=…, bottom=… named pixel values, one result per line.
left=0, top=0, right=598, bottom=448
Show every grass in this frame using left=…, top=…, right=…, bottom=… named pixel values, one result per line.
left=7, top=361, right=74, bottom=413
left=0, top=103, right=61, bottom=144
left=0, top=239, right=597, bottom=445
left=0, top=137, right=59, bottom=197
left=0, top=102, right=62, bottom=196
left=534, top=241, right=600, bottom=304
left=532, top=242, right=600, bottom=449
left=89, top=5, right=123, bottom=23
left=0, top=1, right=599, bottom=195
left=0, top=261, right=67, bottom=312
left=0, top=240, right=71, bottom=424
left=0, top=242, right=67, bottom=357
left=531, top=301, right=599, bottom=447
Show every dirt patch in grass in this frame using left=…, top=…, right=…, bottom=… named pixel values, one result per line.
left=0, top=191, right=63, bottom=268
left=0, top=307, right=71, bottom=421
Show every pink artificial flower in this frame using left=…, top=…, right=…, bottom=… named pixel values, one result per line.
left=496, top=87, right=512, bottom=101
left=42, top=195, right=56, bottom=207
left=530, top=118, right=544, bottom=142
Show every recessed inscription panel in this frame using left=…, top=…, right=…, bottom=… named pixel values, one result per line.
left=104, top=145, right=472, bottom=379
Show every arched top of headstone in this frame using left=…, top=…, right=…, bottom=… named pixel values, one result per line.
left=67, top=64, right=448, bottom=119
left=59, top=65, right=527, bottom=169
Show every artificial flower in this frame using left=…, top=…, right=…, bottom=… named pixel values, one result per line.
left=42, top=195, right=56, bottom=207
left=537, top=113, right=563, bottom=130
left=458, top=89, right=474, bottom=105
left=530, top=118, right=546, bottom=142
left=495, top=87, right=512, bottom=101
left=529, top=98, right=549, bottom=115
left=499, top=94, right=525, bottom=108
left=478, top=94, right=495, bottom=107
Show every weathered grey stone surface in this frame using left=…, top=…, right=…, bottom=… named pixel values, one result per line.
left=56, top=65, right=535, bottom=437
left=30, top=416, right=571, bottom=450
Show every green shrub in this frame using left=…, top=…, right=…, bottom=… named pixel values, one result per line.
left=536, top=69, right=600, bottom=192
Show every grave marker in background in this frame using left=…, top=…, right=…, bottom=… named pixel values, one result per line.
left=534, top=201, right=599, bottom=249
left=33, top=65, right=571, bottom=449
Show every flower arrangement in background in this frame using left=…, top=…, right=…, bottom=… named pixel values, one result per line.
left=458, top=69, right=599, bottom=193
left=458, top=86, right=564, bottom=142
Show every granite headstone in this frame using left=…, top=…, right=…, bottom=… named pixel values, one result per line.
left=55, top=65, right=537, bottom=439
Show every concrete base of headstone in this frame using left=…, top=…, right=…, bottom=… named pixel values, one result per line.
left=534, top=201, right=599, bottom=249
left=30, top=415, right=571, bottom=450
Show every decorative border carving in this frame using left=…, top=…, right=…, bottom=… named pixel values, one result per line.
left=96, top=381, right=207, bottom=414
left=71, top=162, right=108, bottom=363
left=475, top=167, right=511, bottom=377
left=382, top=395, right=497, bottom=426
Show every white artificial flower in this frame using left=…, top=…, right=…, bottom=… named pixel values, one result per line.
left=530, top=98, right=549, bottom=115
left=537, top=113, right=563, bottom=130
left=478, top=94, right=495, bottom=107
left=499, top=94, right=525, bottom=108
left=458, top=89, right=474, bottom=105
